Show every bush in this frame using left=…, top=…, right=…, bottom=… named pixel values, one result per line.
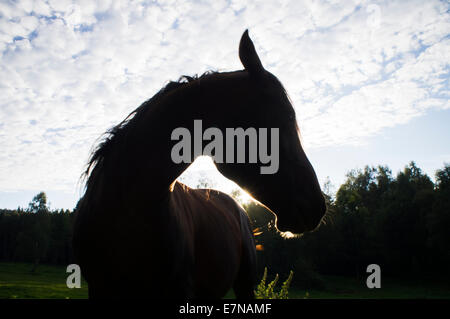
left=291, top=258, right=326, bottom=290
left=254, top=267, right=294, bottom=299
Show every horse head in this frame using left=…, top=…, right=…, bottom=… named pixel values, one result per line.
left=215, top=30, right=327, bottom=235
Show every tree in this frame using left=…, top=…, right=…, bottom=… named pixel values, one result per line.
left=195, top=175, right=216, bottom=189
left=27, top=192, right=49, bottom=214
left=427, top=164, right=450, bottom=272
left=383, top=162, right=434, bottom=275
left=26, top=192, right=51, bottom=272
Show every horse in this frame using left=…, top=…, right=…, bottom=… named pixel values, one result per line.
left=72, top=30, right=327, bottom=299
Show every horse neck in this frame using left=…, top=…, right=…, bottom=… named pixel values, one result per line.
left=106, top=101, right=198, bottom=209
left=115, top=134, right=189, bottom=210
left=102, top=74, right=246, bottom=209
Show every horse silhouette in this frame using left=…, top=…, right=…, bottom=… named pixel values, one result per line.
left=73, top=30, right=326, bottom=299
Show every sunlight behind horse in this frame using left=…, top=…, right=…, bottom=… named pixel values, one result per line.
left=177, top=155, right=255, bottom=205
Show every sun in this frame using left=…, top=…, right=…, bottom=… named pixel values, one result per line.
left=239, top=190, right=255, bottom=204
left=177, top=156, right=257, bottom=205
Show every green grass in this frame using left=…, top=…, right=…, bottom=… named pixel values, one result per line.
left=1, top=263, right=449, bottom=299
left=0, top=262, right=88, bottom=299
left=289, top=275, right=450, bottom=299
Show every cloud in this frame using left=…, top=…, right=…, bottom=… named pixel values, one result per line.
left=0, top=0, right=448, bottom=195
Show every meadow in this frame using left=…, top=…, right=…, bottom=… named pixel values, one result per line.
left=0, top=263, right=88, bottom=299
left=1, top=263, right=449, bottom=299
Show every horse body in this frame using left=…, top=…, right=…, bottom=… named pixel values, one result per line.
left=73, top=30, right=326, bottom=299
left=170, top=182, right=256, bottom=298
left=74, top=178, right=255, bottom=298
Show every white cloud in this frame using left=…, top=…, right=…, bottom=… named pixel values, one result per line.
left=0, top=0, right=448, bottom=196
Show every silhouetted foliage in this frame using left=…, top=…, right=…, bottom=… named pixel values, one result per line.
left=0, top=193, right=75, bottom=267
left=1, top=162, right=449, bottom=285
left=245, top=162, right=450, bottom=288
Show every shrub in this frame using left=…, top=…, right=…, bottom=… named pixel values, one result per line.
left=254, top=267, right=294, bottom=299
left=292, top=258, right=326, bottom=290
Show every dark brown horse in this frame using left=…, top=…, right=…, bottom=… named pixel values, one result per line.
left=73, top=30, right=326, bottom=299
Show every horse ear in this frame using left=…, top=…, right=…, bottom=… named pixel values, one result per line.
left=239, top=30, right=265, bottom=75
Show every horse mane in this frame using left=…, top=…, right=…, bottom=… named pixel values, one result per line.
left=82, top=70, right=218, bottom=188
left=81, top=68, right=299, bottom=190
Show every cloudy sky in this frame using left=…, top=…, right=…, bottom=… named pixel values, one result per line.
left=0, top=0, right=449, bottom=209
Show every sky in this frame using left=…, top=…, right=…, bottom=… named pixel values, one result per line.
left=0, top=0, right=449, bottom=210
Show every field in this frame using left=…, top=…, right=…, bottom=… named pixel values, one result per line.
left=0, top=263, right=88, bottom=299
left=288, top=275, right=450, bottom=299
left=0, top=263, right=449, bottom=299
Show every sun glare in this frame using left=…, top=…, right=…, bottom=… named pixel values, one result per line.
left=176, top=156, right=256, bottom=205
left=239, top=190, right=254, bottom=204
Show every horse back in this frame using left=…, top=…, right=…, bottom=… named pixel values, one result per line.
left=169, top=182, right=254, bottom=298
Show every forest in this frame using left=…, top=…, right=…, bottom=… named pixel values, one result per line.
left=0, top=161, right=449, bottom=289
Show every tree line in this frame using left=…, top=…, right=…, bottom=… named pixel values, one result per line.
left=0, top=192, right=74, bottom=270
left=245, top=162, right=450, bottom=288
left=0, top=161, right=449, bottom=288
